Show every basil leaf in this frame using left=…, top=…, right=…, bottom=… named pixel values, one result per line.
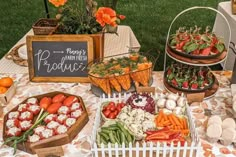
left=185, top=43, right=198, bottom=53
left=168, top=73, right=175, bottom=80
left=183, top=41, right=192, bottom=51
left=201, top=34, right=211, bottom=43
left=170, top=38, right=177, bottom=46
left=215, top=43, right=225, bottom=53
left=199, top=43, right=208, bottom=50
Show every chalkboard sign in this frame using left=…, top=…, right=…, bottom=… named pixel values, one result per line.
left=26, top=35, right=94, bottom=82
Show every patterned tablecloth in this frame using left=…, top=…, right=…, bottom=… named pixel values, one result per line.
left=0, top=71, right=235, bottom=157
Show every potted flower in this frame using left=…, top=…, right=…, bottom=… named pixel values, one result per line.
left=32, top=0, right=125, bottom=59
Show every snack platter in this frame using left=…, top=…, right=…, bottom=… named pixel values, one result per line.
left=88, top=53, right=155, bottom=96
left=91, top=93, right=200, bottom=157
left=3, top=91, right=89, bottom=154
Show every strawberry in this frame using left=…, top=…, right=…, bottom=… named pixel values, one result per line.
left=182, top=81, right=189, bottom=88
left=192, top=49, right=200, bottom=55
left=191, top=83, right=198, bottom=89
left=200, top=47, right=211, bottom=56
left=211, top=47, right=219, bottom=54
left=171, top=79, right=178, bottom=87
left=167, top=69, right=172, bottom=75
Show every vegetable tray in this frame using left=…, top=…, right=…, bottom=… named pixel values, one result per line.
left=91, top=93, right=201, bottom=157
left=3, top=91, right=89, bottom=154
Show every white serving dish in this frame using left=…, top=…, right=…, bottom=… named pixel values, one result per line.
left=18, top=44, right=27, bottom=60
left=91, top=93, right=201, bottom=157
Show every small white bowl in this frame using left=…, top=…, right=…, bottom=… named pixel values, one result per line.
left=18, top=45, right=28, bottom=60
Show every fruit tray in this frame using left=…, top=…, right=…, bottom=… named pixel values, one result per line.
left=164, top=6, right=231, bottom=67
left=87, top=52, right=157, bottom=96
left=164, top=63, right=216, bottom=93
left=91, top=93, right=201, bottom=157
left=167, top=26, right=226, bottom=60
left=3, top=91, right=89, bottom=154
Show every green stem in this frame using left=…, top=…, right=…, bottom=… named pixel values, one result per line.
left=5, top=112, right=49, bottom=154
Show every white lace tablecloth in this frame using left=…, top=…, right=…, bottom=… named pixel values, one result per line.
left=0, top=71, right=236, bottom=156
left=0, top=25, right=140, bottom=74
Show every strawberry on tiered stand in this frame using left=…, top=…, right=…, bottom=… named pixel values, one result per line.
left=164, top=6, right=231, bottom=98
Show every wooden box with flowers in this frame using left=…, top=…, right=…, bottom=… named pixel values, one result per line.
left=32, top=0, right=125, bottom=60
left=3, top=91, right=89, bottom=154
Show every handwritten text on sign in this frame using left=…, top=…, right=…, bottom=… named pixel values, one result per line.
left=32, top=42, right=88, bottom=77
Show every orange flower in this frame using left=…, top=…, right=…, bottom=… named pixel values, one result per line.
left=49, top=0, right=67, bottom=7
left=96, top=7, right=118, bottom=27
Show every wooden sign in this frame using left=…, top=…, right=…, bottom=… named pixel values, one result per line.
left=26, top=35, right=94, bottom=83
left=136, top=87, right=155, bottom=94
left=187, top=92, right=205, bottom=104
left=35, top=146, right=64, bottom=157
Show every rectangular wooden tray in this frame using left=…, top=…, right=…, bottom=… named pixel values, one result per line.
left=3, top=91, right=89, bottom=154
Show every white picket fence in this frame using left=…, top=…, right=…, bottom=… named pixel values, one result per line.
left=91, top=93, right=201, bottom=157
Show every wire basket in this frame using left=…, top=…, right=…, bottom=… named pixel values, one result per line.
left=87, top=52, right=158, bottom=96
left=164, top=6, right=231, bottom=68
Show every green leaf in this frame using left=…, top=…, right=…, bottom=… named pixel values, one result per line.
left=185, top=43, right=198, bottom=53
left=201, top=34, right=211, bottom=43
left=170, top=38, right=177, bottom=46
left=199, top=43, right=208, bottom=50
left=183, top=41, right=192, bottom=51
left=215, top=43, right=225, bottom=53
left=168, top=73, right=175, bottom=80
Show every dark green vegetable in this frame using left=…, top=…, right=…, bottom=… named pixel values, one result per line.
left=97, top=122, right=134, bottom=146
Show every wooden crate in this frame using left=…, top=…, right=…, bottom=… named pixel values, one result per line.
left=0, top=83, right=16, bottom=105
left=3, top=91, right=89, bottom=154
left=232, top=0, right=236, bottom=14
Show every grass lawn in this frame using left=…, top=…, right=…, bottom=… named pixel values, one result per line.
left=0, top=0, right=227, bottom=70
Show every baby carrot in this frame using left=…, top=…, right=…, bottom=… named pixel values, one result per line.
left=170, top=114, right=181, bottom=126
left=183, top=117, right=188, bottom=129
left=163, top=113, right=168, bottom=121
left=168, top=114, right=175, bottom=126
left=157, top=110, right=163, bottom=123
left=162, top=120, right=170, bottom=126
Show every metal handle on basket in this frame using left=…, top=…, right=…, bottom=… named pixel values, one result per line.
left=164, top=6, right=232, bottom=71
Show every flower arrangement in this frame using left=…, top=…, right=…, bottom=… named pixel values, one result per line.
left=48, top=0, right=125, bottom=34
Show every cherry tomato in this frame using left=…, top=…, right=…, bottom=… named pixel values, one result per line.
left=108, top=112, right=116, bottom=119
left=117, top=105, right=122, bottom=112
left=103, top=110, right=111, bottom=117
left=113, top=110, right=118, bottom=116
left=120, top=102, right=125, bottom=108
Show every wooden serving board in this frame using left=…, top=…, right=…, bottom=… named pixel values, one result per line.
left=3, top=91, right=89, bottom=154
left=166, top=46, right=227, bottom=65
left=163, top=78, right=219, bottom=99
